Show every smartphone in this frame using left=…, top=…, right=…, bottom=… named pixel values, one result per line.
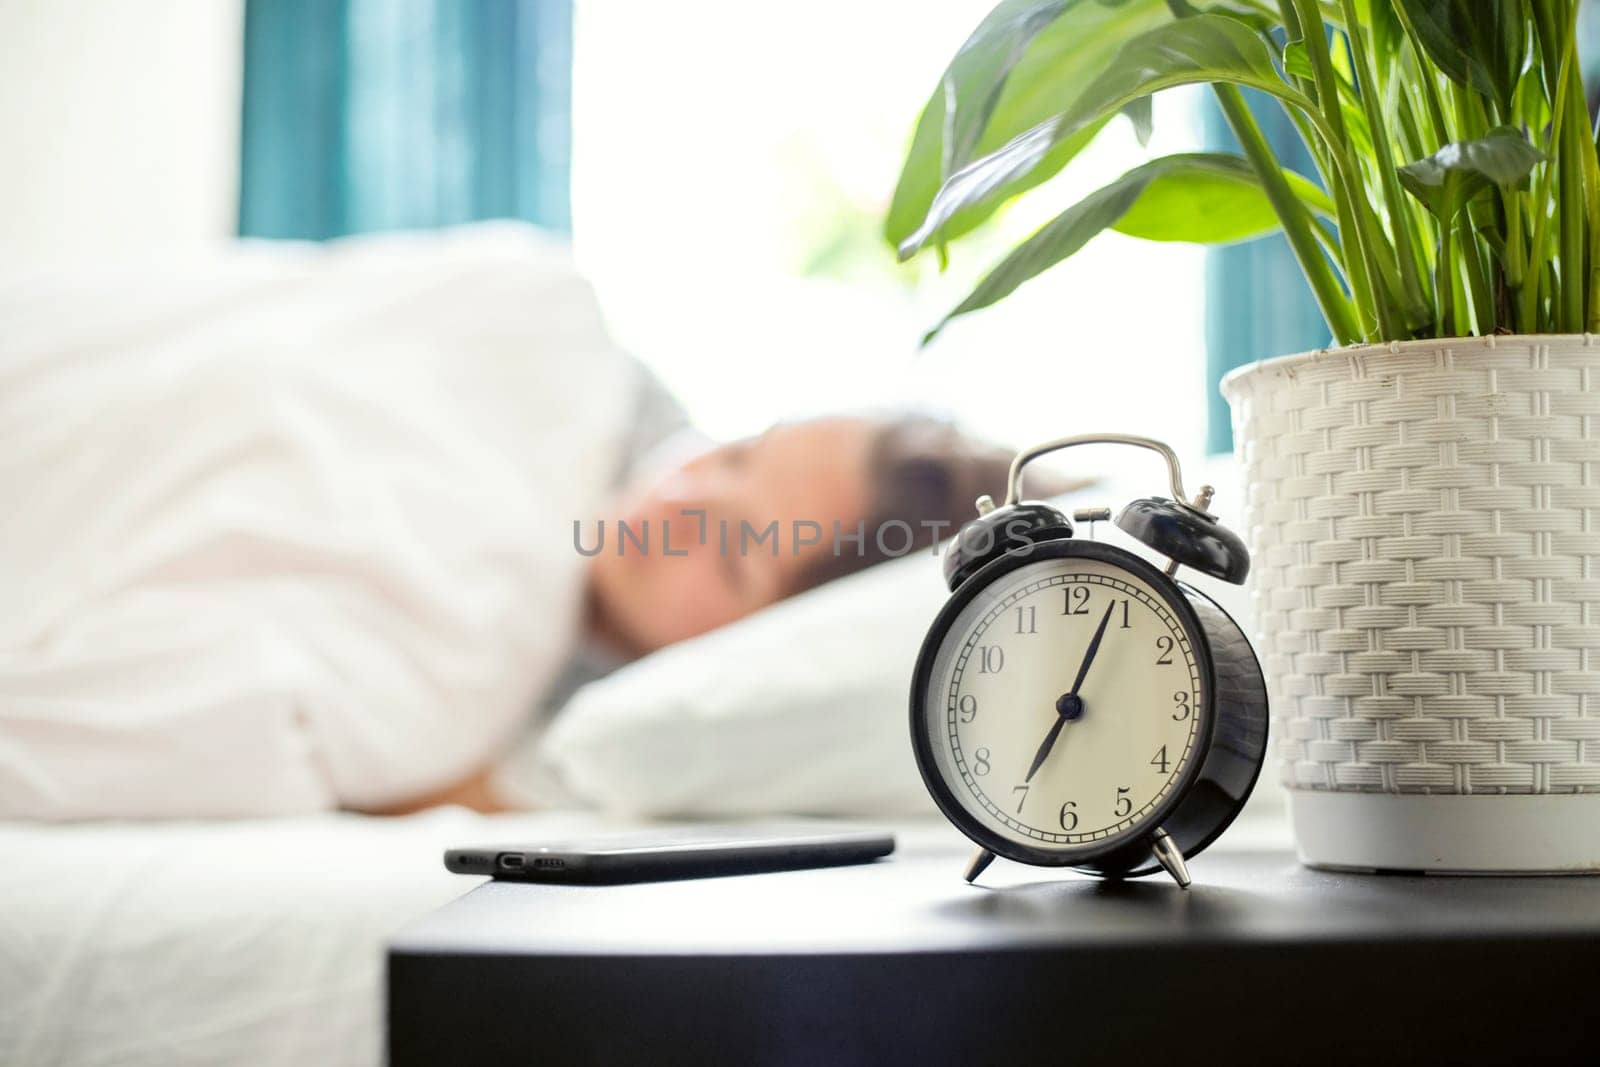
left=444, top=826, right=895, bottom=884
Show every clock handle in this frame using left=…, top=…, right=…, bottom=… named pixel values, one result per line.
left=1004, top=433, right=1190, bottom=508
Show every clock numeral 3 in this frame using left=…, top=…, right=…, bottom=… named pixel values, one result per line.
left=958, top=694, right=978, bottom=724
left=1114, top=786, right=1132, bottom=818
left=1172, top=690, right=1191, bottom=721
left=973, top=747, right=991, bottom=776
left=1150, top=744, right=1170, bottom=774
left=1062, top=586, right=1090, bottom=616
left=1058, top=801, right=1078, bottom=831
left=1155, top=635, right=1174, bottom=665
left=977, top=645, right=1005, bottom=674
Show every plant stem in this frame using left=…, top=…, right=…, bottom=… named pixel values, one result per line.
left=1339, top=0, right=1429, bottom=331
left=1557, top=18, right=1588, bottom=332
left=1437, top=208, right=1456, bottom=335
left=1458, top=213, right=1494, bottom=334
left=1289, top=0, right=1403, bottom=339
left=1213, top=83, right=1360, bottom=345
left=1521, top=34, right=1572, bottom=330
left=1391, top=3, right=1452, bottom=147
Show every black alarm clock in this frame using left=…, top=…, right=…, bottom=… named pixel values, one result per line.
left=909, top=433, right=1268, bottom=888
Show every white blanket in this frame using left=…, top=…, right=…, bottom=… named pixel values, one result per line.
left=0, top=224, right=631, bottom=818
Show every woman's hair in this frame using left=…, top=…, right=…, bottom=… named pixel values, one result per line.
left=791, top=415, right=1080, bottom=594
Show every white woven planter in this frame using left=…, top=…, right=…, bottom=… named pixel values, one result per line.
left=1223, top=335, right=1600, bottom=873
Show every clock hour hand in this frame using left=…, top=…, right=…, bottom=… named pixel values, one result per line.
left=1023, top=712, right=1070, bottom=783
left=1023, top=600, right=1116, bottom=783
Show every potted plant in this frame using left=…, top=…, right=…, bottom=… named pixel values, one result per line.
left=890, top=0, right=1600, bottom=872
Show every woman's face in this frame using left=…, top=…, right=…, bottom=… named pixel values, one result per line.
left=587, top=418, right=874, bottom=655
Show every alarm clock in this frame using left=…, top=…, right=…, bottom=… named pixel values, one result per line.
left=909, top=433, right=1267, bottom=888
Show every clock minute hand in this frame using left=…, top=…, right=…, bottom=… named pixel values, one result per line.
left=1068, top=599, right=1117, bottom=698
left=1023, top=600, right=1117, bottom=784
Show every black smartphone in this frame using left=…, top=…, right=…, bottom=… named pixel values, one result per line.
left=444, top=826, right=895, bottom=884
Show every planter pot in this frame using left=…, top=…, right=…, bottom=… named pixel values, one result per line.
left=1223, top=334, right=1600, bottom=873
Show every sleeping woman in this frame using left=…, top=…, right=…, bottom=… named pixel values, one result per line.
left=0, top=228, right=1035, bottom=819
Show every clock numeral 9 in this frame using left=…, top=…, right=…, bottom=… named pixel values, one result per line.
left=1058, top=801, right=1078, bottom=831
left=1150, top=744, right=1170, bottom=774
left=973, top=747, right=991, bottom=776
left=1155, top=635, right=1174, bottom=665
left=1015, top=605, right=1037, bottom=634
left=958, top=694, right=978, bottom=724
left=1062, top=586, right=1090, bottom=616
left=1172, top=690, right=1191, bottom=721
left=1114, top=786, right=1132, bottom=818
left=977, top=645, right=1005, bottom=674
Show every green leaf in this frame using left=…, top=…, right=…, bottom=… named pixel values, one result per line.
left=1395, top=0, right=1524, bottom=115
left=899, top=14, right=1313, bottom=260
left=884, top=0, right=1171, bottom=250
left=1121, top=95, right=1154, bottom=146
left=1397, top=126, right=1545, bottom=223
left=923, top=153, right=1329, bottom=342
left=1114, top=155, right=1336, bottom=240
left=937, top=1, right=1072, bottom=181
left=1282, top=39, right=1313, bottom=81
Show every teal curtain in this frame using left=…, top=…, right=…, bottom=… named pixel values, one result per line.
left=239, top=0, right=571, bottom=240
left=1202, top=92, right=1330, bottom=454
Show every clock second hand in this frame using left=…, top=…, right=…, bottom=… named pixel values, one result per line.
left=1023, top=599, right=1116, bottom=783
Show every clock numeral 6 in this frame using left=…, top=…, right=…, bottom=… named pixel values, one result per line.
left=1172, top=690, right=1191, bottom=721
left=973, top=747, right=991, bottom=776
left=977, top=645, right=1005, bottom=674
left=1058, top=801, right=1078, bottom=831
left=958, top=694, right=978, bottom=724
left=1114, top=786, right=1132, bottom=818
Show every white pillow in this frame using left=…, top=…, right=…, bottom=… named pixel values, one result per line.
left=540, top=453, right=1262, bottom=818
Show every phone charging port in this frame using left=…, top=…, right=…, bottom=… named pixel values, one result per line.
left=497, top=853, right=525, bottom=871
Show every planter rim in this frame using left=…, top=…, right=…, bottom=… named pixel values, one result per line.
left=1219, top=332, right=1600, bottom=400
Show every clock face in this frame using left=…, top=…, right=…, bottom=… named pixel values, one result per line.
left=914, top=547, right=1208, bottom=861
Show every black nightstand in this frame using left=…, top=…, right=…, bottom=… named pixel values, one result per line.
left=388, top=830, right=1600, bottom=1065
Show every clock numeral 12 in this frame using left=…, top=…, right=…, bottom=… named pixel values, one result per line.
left=1062, top=586, right=1090, bottom=616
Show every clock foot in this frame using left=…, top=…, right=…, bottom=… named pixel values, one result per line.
left=1150, top=827, right=1191, bottom=889
left=963, top=847, right=996, bottom=884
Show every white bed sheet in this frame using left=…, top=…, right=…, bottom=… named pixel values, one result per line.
left=0, top=809, right=638, bottom=1067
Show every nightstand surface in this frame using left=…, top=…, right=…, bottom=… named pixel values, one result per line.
left=388, top=832, right=1600, bottom=1065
